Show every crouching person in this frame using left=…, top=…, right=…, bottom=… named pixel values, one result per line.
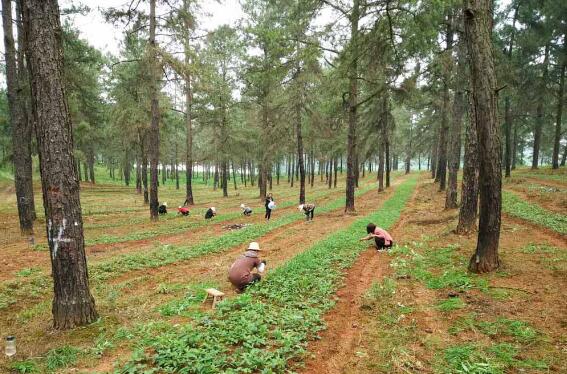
left=178, top=206, right=190, bottom=216
left=298, top=203, right=315, bottom=221
left=240, top=203, right=253, bottom=216
left=359, top=223, right=394, bottom=250
left=228, top=242, right=266, bottom=292
left=158, top=202, right=168, bottom=215
left=205, top=207, right=216, bottom=219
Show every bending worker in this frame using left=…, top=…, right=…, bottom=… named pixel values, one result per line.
left=205, top=207, right=216, bottom=219
left=298, top=203, right=316, bottom=221
left=228, top=242, right=266, bottom=291
left=359, top=223, right=394, bottom=250
left=240, top=203, right=253, bottom=216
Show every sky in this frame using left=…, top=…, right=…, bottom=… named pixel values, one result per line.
left=60, top=0, right=246, bottom=56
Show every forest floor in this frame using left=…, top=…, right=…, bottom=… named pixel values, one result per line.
left=0, top=167, right=565, bottom=373
left=302, top=170, right=566, bottom=373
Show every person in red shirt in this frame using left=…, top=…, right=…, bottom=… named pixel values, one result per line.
left=177, top=206, right=190, bottom=216
left=359, top=223, right=394, bottom=250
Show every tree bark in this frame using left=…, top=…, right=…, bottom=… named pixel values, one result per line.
left=503, top=5, right=518, bottom=177
left=446, top=89, right=464, bottom=209
left=552, top=37, right=565, bottom=169
left=436, top=14, right=454, bottom=190
left=378, top=141, right=384, bottom=192
left=21, top=0, right=98, bottom=328
left=2, top=0, right=35, bottom=235
left=532, top=43, right=550, bottom=169
left=345, top=0, right=359, bottom=213
left=295, top=69, right=306, bottom=204
left=140, top=132, right=149, bottom=204
left=148, top=0, right=160, bottom=220
left=463, top=0, right=502, bottom=273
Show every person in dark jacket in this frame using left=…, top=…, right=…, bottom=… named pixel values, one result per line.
left=158, top=202, right=168, bottom=215
left=205, top=207, right=216, bottom=219
left=240, top=203, right=253, bottom=216
left=228, top=242, right=266, bottom=291
left=298, top=203, right=316, bottom=221
left=264, top=193, right=274, bottom=221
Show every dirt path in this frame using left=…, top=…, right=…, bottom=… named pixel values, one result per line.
left=300, top=179, right=419, bottom=374
left=301, top=248, right=390, bottom=374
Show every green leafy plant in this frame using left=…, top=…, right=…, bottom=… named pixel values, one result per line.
left=46, top=345, right=80, bottom=371
left=117, top=177, right=418, bottom=372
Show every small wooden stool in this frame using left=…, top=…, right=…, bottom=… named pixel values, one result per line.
left=203, top=288, right=225, bottom=309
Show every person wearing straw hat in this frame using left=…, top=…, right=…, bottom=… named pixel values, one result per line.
left=228, top=242, right=267, bottom=291
left=240, top=203, right=253, bottom=216
left=298, top=203, right=316, bottom=221
left=205, top=206, right=216, bottom=219
left=158, top=202, right=168, bottom=215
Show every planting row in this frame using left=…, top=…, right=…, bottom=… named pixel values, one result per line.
left=502, top=191, right=567, bottom=235
left=0, top=181, right=381, bottom=310
left=115, top=176, right=417, bottom=373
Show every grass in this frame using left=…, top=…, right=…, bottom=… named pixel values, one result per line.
left=502, top=190, right=567, bottom=234
left=436, top=297, right=466, bottom=312
left=45, top=345, right=80, bottom=371
left=113, top=176, right=418, bottom=372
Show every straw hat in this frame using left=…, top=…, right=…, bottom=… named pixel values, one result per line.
left=248, top=242, right=261, bottom=251
left=211, top=207, right=216, bottom=213
left=163, top=202, right=168, bottom=207
left=240, top=203, right=245, bottom=208
left=298, top=204, right=304, bottom=211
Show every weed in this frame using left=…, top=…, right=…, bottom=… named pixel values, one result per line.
left=9, top=361, right=38, bottom=373
left=15, top=268, right=40, bottom=277
left=46, top=345, right=80, bottom=371
left=436, top=297, right=466, bottom=312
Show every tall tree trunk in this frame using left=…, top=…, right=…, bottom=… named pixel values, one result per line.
left=436, top=13, right=454, bottom=190
left=511, top=122, right=518, bottom=169
left=232, top=160, right=237, bottom=190
left=561, top=144, right=567, bottom=166
left=140, top=132, right=149, bottom=204
left=345, top=0, right=359, bottom=213
left=552, top=37, right=565, bottom=169
left=463, top=0, right=502, bottom=273
left=430, top=135, right=438, bottom=179
left=87, top=149, right=95, bottom=184
left=21, top=0, right=97, bottom=328
left=2, top=0, right=35, bottom=235
left=328, top=158, right=333, bottom=188
left=532, top=43, right=550, bottom=169
left=295, top=74, right=306, bottom=204
left=222, top=159, right=228, bottom=197
left=334, top=157, right=338, bottom=188
left=148, top=0, right=160, bottom=220
left=136, top=159, right=141, bottom=194
left=446, top=89, right=464, bottom=209
left=378, top=141, right=384, bottom=192
left=503, top=5, right=518, bottom=177
left=456, top=94, right=479, bottom=234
